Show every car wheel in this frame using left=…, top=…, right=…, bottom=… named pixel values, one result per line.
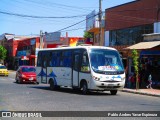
left=110, top=90, right=117, bottom=95
left=36, top=82, right=39, bottom=84
left=18, top=78, right=22, bottom=84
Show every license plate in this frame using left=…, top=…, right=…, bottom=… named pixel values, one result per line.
left=108, top=84, right=114, bottom=86
left=29, top=77, right=33, bottom=80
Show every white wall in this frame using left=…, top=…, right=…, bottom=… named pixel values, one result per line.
left=154, top=22, right=160, bottom=33
left=104, top=31, right=109, bottom=46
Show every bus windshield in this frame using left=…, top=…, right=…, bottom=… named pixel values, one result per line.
left=90, top=49, right=124, bottom=74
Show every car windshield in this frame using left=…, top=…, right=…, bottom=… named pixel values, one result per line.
left=90, top=49, right=124, bottom=74
left=0, top=66, right=7, bottom=69
left=22, top=67, right=36, bottom=72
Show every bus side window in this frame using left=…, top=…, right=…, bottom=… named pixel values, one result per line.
left=56, top=51, right=61, bottom=67
left=37, top=52, right=42, bottom=67
left=63, top=51, right=72, bottom=67
left=42, top=52, right=47, bottom=68
left=47, top=52, right=53, bottom=67
left=81, top=51, right=90, bottom=72
left=52, top=52, right=57, bottom=67
left=74, top=55, right=79, bottom=71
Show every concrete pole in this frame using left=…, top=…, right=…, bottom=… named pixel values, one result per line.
left=40, top=30, right=43, bottom=49
left=99, top=0, right=102, bottom=46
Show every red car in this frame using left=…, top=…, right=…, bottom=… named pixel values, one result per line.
left=15, top=66, right=38, bottom=84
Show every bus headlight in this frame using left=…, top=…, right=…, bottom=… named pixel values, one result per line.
left=92, top=76, right=100, bottom=81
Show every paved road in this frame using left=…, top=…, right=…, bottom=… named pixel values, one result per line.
left=0, top=72, right=160, bottom=119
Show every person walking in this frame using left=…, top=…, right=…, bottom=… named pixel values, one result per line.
left=146, top=74, right=152, bottom=89
left=130, top=73, right=135, bottom=89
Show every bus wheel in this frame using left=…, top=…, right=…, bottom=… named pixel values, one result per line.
left=110, top=90, right=117, bottom=95
left=49, top=80, right=55, bottom=90
left=81, top=82, right=88, bottom=95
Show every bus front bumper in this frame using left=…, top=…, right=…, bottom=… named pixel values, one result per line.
left=90, top=80, right=125, bottom=91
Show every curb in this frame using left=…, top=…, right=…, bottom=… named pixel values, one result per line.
left=121, top=89, right=160, bottom=97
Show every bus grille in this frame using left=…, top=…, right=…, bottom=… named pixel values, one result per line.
left=98, top=86, right=121, bottom=88
left=100, top=81, right=120, bottom=83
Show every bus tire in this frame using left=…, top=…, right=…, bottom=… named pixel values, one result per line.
left=81, top=81, right=88, bottom=95
left=49, top=79, right=55, bottom=91
left=110, top=90, right=117, bottom=95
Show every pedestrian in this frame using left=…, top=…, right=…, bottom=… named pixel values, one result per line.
left=128, top=74, right=132, bottom=88
left=129, top=73, right=135, bottom=89
left=146, top=73, right=152, bottom=89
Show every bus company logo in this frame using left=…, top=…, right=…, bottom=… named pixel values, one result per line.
left=2, top=112, right=11, bottom=117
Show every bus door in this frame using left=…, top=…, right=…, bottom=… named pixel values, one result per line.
left=41, top=52, right=48, bottom=83
left=72, top=53, right=81, bottom=87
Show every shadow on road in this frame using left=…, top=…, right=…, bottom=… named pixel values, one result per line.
left=139, top=103, right=160, bottom=106
left=13, top=81, right=38, bottom=85
left=27, top=85, right=113, bottom=96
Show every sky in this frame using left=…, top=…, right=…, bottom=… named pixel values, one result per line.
left=0, top=0, right=135, bottom=37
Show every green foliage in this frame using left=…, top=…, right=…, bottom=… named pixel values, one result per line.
left=132, top=49, right=139, bottom=74
left=131, top=49, right=139, bottom=90
left=0, top=45, right=7, bottom=60
left=83, top=31, right=93, bottom=38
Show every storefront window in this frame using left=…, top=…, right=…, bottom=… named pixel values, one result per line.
left=109, top=24, right=153, bottom=46
left=139, top=55, right=160, bottom=88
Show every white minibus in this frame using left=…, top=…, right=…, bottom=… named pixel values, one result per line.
left=36, top=46, right=125, bottom=95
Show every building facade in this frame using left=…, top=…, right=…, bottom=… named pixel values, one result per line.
left=1, top=34, right=40, bottom=69
left=105, top=0, right=160, bottom=88
left=16, top=37, right=40, bottom=67
left=86, top=10, right=105, bottom=46
left=105, top=0, right=160, bottom=47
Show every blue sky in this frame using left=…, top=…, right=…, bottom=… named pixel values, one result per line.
left=0, top=0, right=135, bottom=37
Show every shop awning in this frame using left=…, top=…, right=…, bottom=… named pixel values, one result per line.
left=125, top=41, right=160, bottom=50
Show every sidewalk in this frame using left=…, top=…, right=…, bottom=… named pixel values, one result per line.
left=122, top=88, right=160, bottom=97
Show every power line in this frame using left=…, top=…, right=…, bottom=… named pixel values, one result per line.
left=14, top=0, right=81, bottom=14
left=9, top=0, right=94, bottom=16
left=0, top=10, right=87, bottom=19
left=56, top=20, right=86, bottom=32
left=61, top=27, right=85, bottom=32
left=23, top=0, right=94, bottom=11
left=56, top=13, right=99, bottom=32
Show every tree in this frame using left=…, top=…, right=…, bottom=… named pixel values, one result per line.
left=131, top=49, right=139, bottom=90
left=83, top=31, right=93, bottom=39
left=0, top=45, right=7, bottom=63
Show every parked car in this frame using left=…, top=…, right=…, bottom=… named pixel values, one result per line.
left=0, top=65, right=9, bottom=76
left=15, top=66, right=38, bottom=84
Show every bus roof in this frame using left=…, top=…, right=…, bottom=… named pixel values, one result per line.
left=38, top=46, right=117, bottom=51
